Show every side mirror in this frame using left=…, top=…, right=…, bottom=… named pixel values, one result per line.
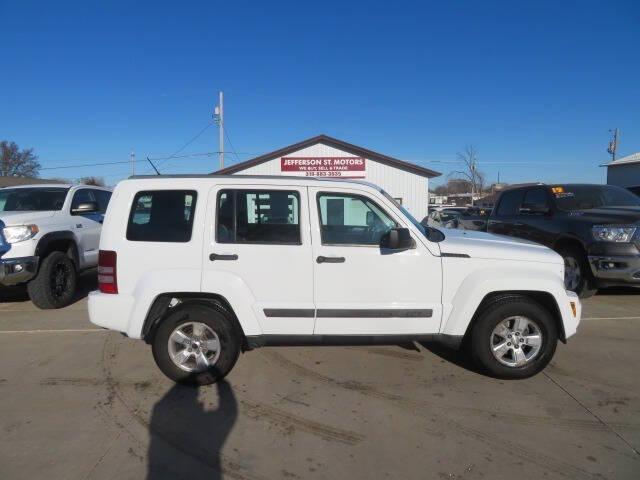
left=71, top=201, right=99, bottom=215
left=519, top=204, right=549, bottom=215
left=380, top=227, right=415, bottom=250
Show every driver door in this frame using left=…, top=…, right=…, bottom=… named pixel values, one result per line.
left=309, top=187, right=442, bottom=335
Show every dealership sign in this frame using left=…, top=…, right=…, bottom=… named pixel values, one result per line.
left=280, top=157, right=366, bottom=178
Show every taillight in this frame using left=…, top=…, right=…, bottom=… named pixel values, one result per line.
left=98, top=250, right=118, bottom=294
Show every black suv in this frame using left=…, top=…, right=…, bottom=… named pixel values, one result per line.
left=487, top=184, right=640, bottom=297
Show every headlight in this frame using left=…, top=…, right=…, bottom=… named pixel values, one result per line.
left=2, top=225, right=39, bottom=243
left=592, top=225, right=637, bottom=243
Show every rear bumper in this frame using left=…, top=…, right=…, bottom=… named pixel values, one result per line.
left=88, top=291, right=138, bottom=337
left=588, top=254, right=640, bottom=285
left=0, top=256, right=39, bottom=286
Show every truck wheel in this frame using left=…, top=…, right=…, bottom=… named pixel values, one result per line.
left=152, top=302, right=241, bottom=385
left=470, top=296, right=558, bottom=379
left=558, top=245, right=597, bottom=298
left=27, top=251, right=77, bottom=309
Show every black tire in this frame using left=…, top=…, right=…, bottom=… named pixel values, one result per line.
left=470, top=295, right=558, bottom=379
left=27, top=251, right=77, bottom=309
left=557, top=245, right=597, bottom=299
left=152, top=302, right=241, bottom=385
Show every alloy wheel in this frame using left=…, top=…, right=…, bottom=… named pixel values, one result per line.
left=490, top=316, right=543, bottom=367
left=167, top=322, right=221, bottom=372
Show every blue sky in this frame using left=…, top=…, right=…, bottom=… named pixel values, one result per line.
left=2, top=0, right=639, bottom=187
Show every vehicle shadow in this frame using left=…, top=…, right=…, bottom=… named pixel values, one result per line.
left=419, top=341, right=486, bottom=376
left=146, top=381, right=237, bottom=480
left=0, top=269, right=97, bottom=305
left=596, top=287, right=640, bottom=296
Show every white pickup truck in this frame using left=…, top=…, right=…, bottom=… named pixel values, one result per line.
left=89, top=175, right=581, bottom=385
left=0, top=184, right=112, bottom=308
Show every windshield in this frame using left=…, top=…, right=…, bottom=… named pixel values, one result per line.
left=0, top=187, right=69, bottom=212
left=553, top=185, right=640, bottom=211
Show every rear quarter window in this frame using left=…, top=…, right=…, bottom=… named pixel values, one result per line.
left=126, top=190, right=197, bottom=242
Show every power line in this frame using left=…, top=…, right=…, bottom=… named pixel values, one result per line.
left=152, top=121, right=216, bottom=172
left=223, top=128, right=242, bottom=165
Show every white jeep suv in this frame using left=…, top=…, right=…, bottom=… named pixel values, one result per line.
left=89, top=175, right=581, bottom=384
left=0, top=184, right=112, bottom=309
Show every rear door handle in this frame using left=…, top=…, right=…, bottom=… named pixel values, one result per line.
left=316, top=256, right=345, bottom=264
left=209, top=253, right=238, bottom=261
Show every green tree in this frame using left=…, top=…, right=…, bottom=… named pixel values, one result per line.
left=0, top=141, right=41, bottom=177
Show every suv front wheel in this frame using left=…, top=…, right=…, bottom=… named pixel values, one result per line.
left=27, top=251, right=77, bottom=309
left=152, top=302, right=241, bottom=385
left=470, top=296, right=558, bottom=379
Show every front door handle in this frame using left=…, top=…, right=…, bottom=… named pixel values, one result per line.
left=316, top=256, right=345, bottom=264
left=209, top=253, right=238, bottom=261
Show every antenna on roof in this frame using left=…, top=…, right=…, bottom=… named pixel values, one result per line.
left=146, top=157, right=161, bottom=175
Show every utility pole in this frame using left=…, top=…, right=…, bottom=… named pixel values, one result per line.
left=607, top=128, right=619, bottom=162
left=130, top=150, right=135, bottom=176
left=214, top=91, right=224, bottom=169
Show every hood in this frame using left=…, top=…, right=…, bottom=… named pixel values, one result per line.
left=0, top=210, right=56, bottom=226
left=564, top=206, right=640, bottom=225
left=440, top=228, right=562, bottom=264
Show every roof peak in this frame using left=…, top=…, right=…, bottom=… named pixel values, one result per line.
left=213, top=134, right=441, bottom=178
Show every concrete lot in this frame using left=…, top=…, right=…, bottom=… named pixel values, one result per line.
left=1, top=276, right=639, bottom=480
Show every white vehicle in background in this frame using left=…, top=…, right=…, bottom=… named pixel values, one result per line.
left=0, top=184, right=112, bottom=309
left=89, top=175, right=581, bottom=385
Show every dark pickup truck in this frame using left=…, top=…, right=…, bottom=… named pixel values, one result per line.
left=487, top=183, right=640, bottom=297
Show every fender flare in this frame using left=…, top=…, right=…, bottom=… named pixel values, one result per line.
left=34, top=231, right=80, bottom=267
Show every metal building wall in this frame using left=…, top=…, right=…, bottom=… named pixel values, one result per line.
left=607, top=164, right=640, bottom=188
left=230, top=143, right=430, bottom=220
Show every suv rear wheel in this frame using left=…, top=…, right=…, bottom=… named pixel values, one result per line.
left=27, top=251, right=77, bottom=309
left=470, top=295, right=558, bottom=379
left=557, top=245, right=597, bottom=298
left=152, top=302, right=241, bottom=385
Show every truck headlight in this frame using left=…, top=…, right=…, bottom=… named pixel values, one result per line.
left=592, top=225, right=637, bottom=243
left=2, top=225, right=39, bottom=243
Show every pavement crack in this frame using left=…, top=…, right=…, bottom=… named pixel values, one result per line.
left=543, top=371, right=640, bottom=457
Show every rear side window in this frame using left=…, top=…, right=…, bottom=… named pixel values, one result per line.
left=216, top=189, right=301, bottom=244
left=495, top=190, right=525, bottom=216
left=127, top=190, right=197, bottom=242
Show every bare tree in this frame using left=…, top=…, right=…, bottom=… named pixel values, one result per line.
left=450, top=145, right=485, bottom=205
left=1, top=141, right=41, bottom=177
left=79, top=176, right=105, bottom=186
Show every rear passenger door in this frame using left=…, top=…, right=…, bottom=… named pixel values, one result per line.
left=202, top=185, right=315, bottom=335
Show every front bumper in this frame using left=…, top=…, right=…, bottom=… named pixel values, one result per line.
left=0, top=256, right=39, bottom=286
left=588, top=255, right=640, bottom=284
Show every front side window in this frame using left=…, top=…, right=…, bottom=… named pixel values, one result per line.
left=0, top=187, right=68, bottom=212
left=522, top=188, right=549, bottom=208
left=127, top=190, right=197, bottom=242
left=71, top=189, right=95, bottom=210
left=93, top=190, right=112, bottom=213
left=216, top=190, right=301, bottom=244
left=317, top=193, right=396, bottom=245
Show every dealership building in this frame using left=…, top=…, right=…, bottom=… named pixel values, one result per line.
left=215, top=135, right=441, bottom=220
left=604, top=151, right=640, bottom=196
